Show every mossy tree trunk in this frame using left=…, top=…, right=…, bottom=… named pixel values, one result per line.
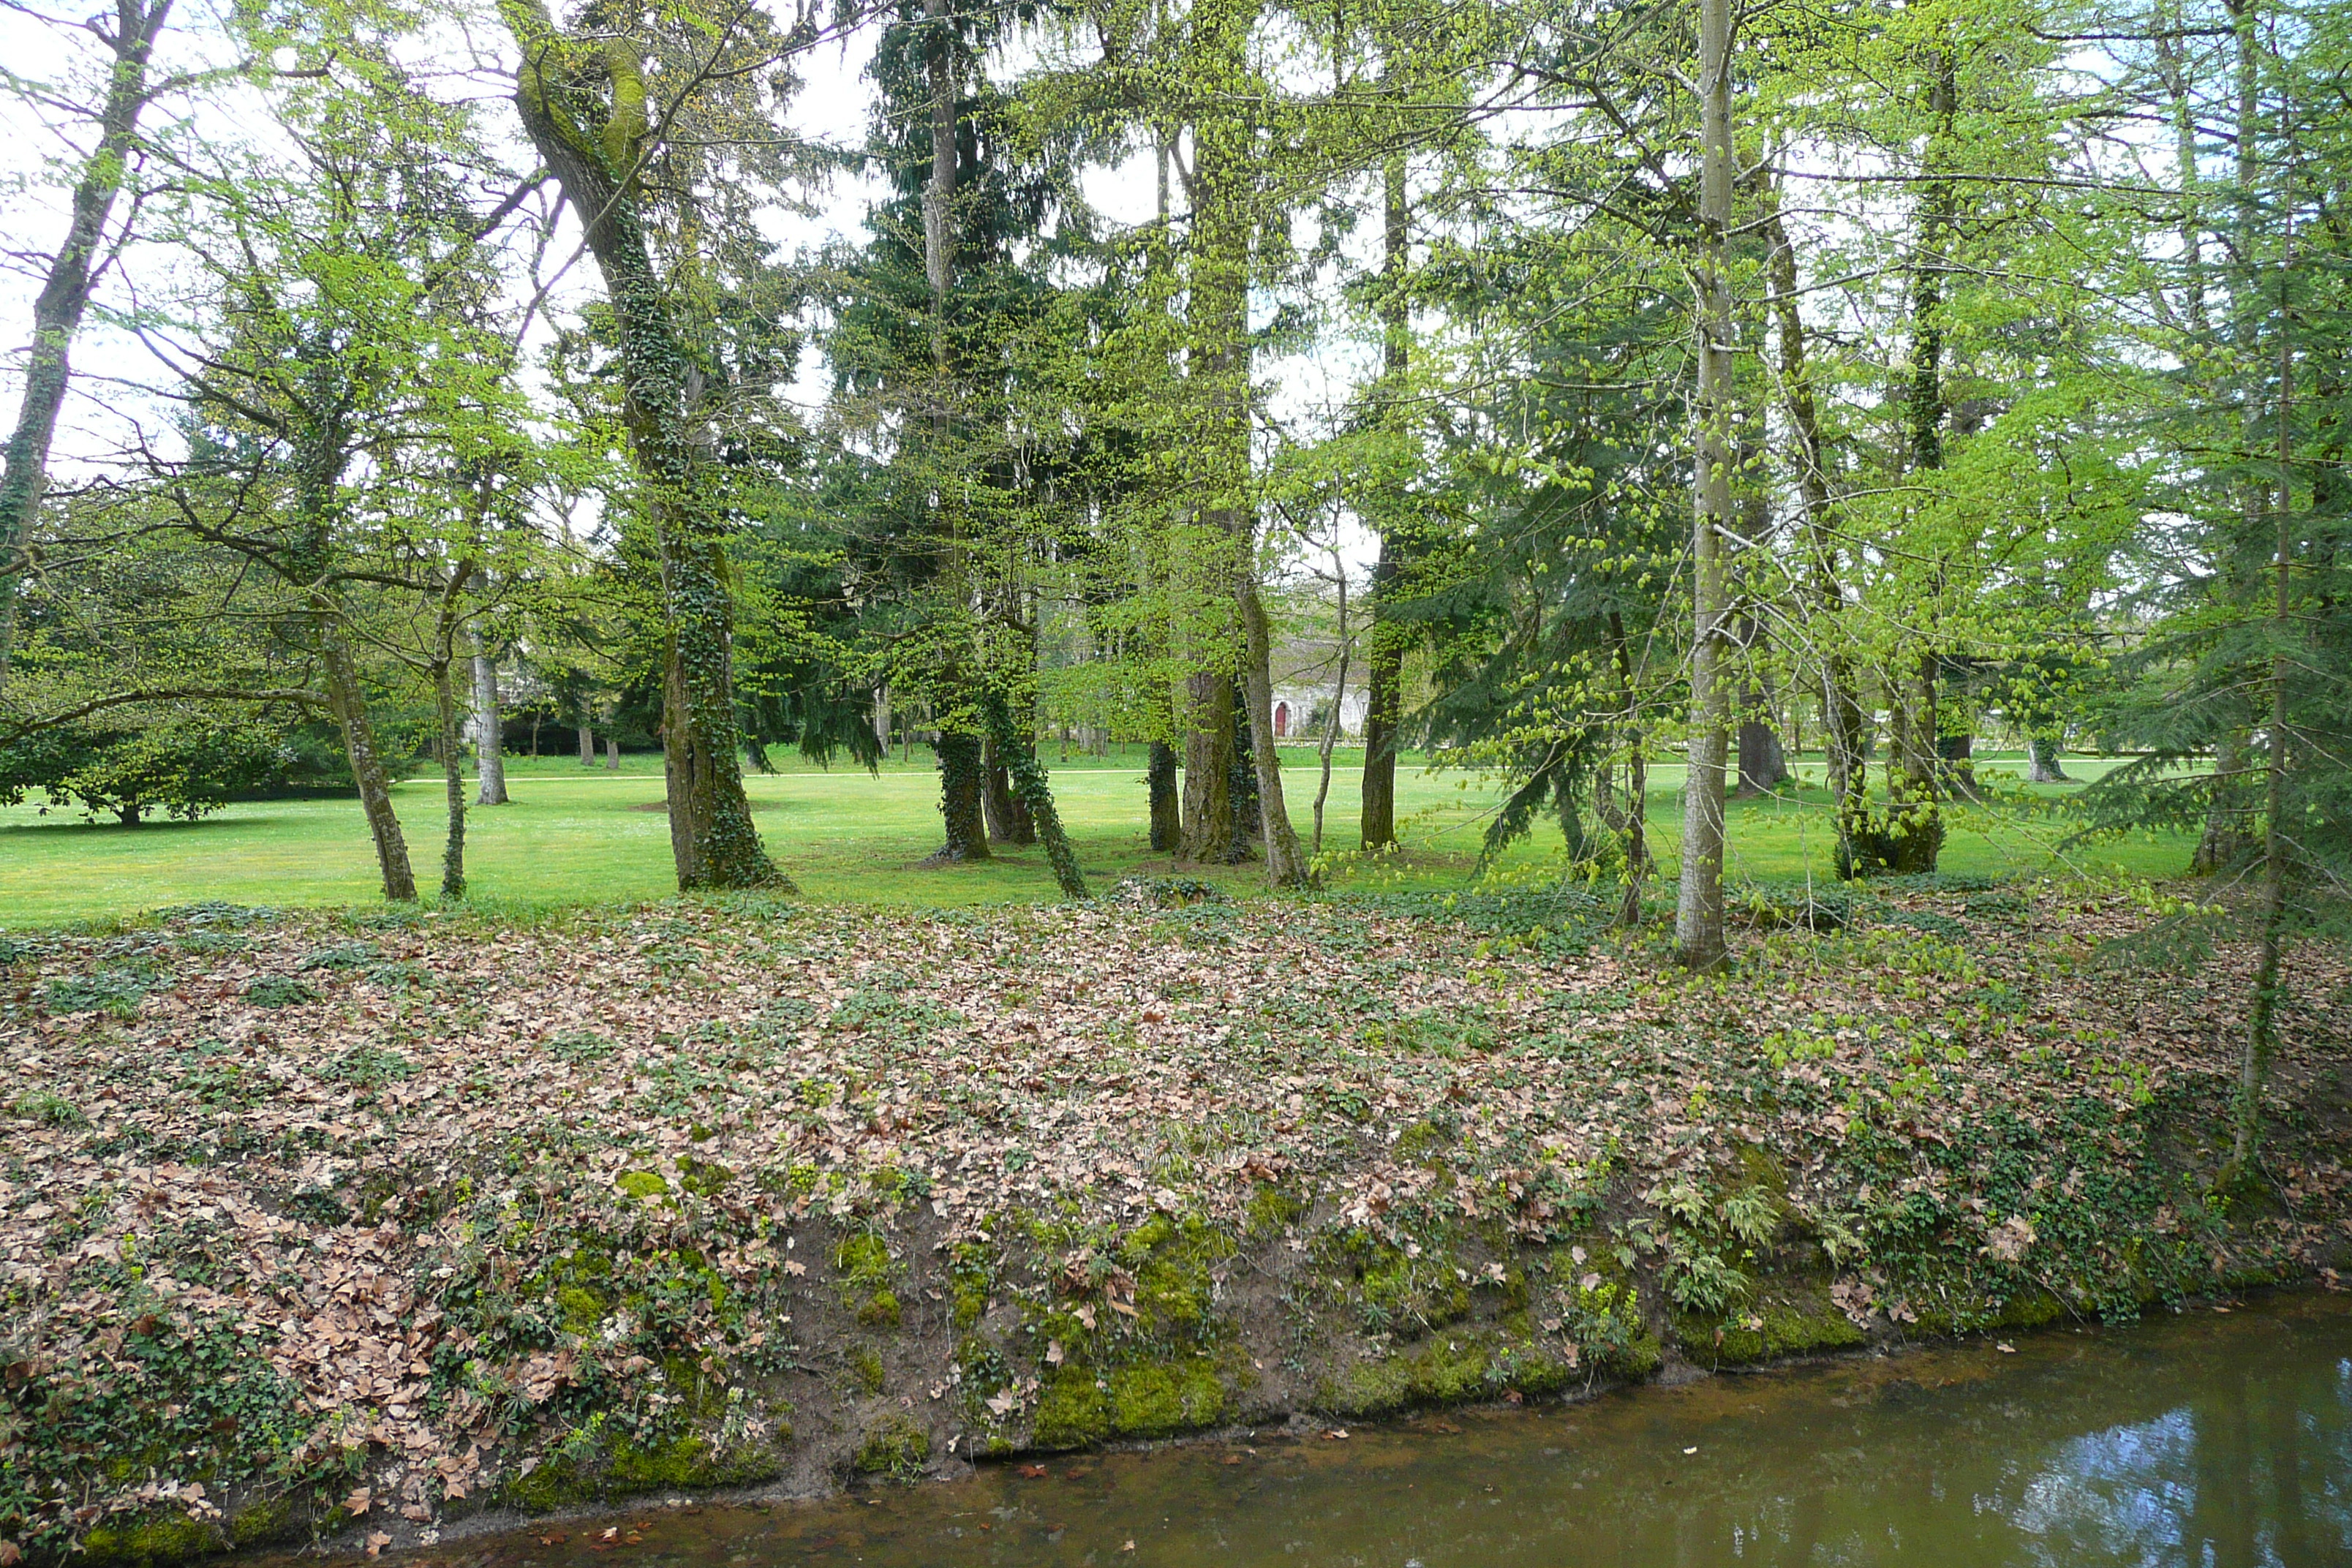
left=1147, top=740, right=1181, bottom=852
left=1882, top=53, right=1959, bottom=879
left=498, top=0, right=782, bottom=892
left=929, top=731, right=992, bottom=862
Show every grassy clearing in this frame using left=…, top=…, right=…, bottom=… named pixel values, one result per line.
left=0, top=742, right=2191, bottom=927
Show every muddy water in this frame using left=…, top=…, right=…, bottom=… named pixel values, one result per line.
left=377, top=1293, right=2352, bottom=1567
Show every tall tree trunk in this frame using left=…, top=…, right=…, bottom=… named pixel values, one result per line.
left=1147, top=740, right=1181, bottom=852
left=435, top=658, right=467, bottom=900
left=1674, top=0, right=1734, bottom=970
left=606, top=734, right=619, bottom=770
left=2222, top=245, right=2296, bottom=1190
left=500, top=1, right=781, bottom=890
left=1311, top=563, right=1350, bottom=856
left=1605, top=609, right=1650, bottom=927
left=319, top=625, right=416, bottom=902
left=1360, top=146, right=1411, bottom=851
left=578, top=706, right=594, bottom=766
left=915, top=0, right=992, bottom=866
left=1240, top=580, right=1313, bottom=886
left=472, top=633, right=508, bottom=805
left=1886, top=53, right=1959, bottom=876
left=873, top=684, right=892, bottom=752
left=0, top=0, right=173, bottom=694
left=1763, top=185, right=1869, bottom=875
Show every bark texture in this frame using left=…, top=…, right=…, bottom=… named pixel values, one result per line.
left=472, top=637, right=508, bottom=805
left=1673, top=0, right=1733, bottom=970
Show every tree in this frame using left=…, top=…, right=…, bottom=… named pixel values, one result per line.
left=497, top=0, right=794, bottom=891
left=0, top=0, right=177, bottom=693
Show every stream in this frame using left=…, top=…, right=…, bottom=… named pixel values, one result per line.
left=355, top=1292, right=2352, bottom=1567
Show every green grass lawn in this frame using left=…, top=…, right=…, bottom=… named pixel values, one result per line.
left=0, top=741, right=2193, bottom=927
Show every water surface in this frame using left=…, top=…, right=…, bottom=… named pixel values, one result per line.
left=384, top=1293, right=2352, bottom=1567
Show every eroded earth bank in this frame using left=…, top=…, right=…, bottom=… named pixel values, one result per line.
left=4, top=881, right=2348, bottom=1563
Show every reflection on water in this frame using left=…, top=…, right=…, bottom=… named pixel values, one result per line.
left=354, top=1292, right=2352, bottom=1567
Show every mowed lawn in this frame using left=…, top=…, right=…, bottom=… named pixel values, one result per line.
left=0, top=742, right=2193, bottom=927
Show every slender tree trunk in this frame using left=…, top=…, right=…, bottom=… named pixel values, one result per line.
left=1240, top=580, right=1313, bottom=886
left=1765, top=193, right=1869, bottom=874
left=472, top=633, right=508, bottom=805
left=2223, top=251, right=2296, bottom=1188
left=1312, top=564, right=1349, bottom=857
left=0, top=0, right=174, bottom=694
left=873, top=684, right=892, bottom=752
left=1147, top=740, right=1182, bottom=852
left=1605, top=609, right=1650, bottom=927
left=435, top=658, right=467, bottom=900
left=500, top=1, right=780, bottom=890
left=1674, top=0, right=1735, bottom=970
left=319, top=625, right=416, bottom=902
left=1360, top=146, right=1411, bottom=851
left=578, top=707, right=594, bottom=766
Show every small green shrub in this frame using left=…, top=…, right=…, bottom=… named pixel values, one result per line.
left=244, top=976, right=317, bottom=1007
left=12, top=1088, right=86, bottom=1127
left=44, top=971, right=151, bottom=1018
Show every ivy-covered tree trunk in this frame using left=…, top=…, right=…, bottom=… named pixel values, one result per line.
left=930, top=731, right=991, bottom=862
left=2223, top=260, right=2299, bottom=1189
left=0, top=0, right=173, bottom=696
left=1884, top=54, right=1959, bottom=878
left=981, top=734, right=1033, bottom=844
left=2025, top=731, right=2070, bottom=783
left=1147, top=740, right=1181, bottom=852
left=498, top=0, right=782, bottom=891
left=982, top=690, right=1086, bottom=899
left=1765, top=190, right=1872, bottom=875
